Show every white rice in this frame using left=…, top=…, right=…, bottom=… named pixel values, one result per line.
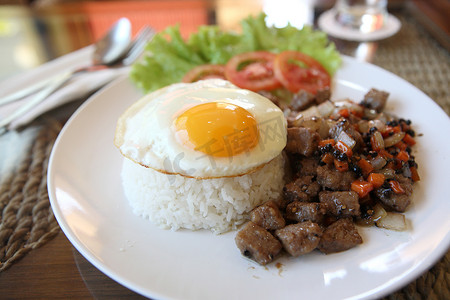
left=121, top=154, right=285, bottom=234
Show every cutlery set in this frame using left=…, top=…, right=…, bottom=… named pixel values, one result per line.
left=0, top=18, right=155, bottom=135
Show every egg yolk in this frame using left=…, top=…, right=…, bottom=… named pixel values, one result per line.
left=175, top=102, right=258, bottom=157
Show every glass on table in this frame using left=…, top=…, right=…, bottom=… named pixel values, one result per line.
left=334, top=0, right=388, bottom=33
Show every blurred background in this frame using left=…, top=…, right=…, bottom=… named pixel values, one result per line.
left=0, top=0, right=447, bottom=81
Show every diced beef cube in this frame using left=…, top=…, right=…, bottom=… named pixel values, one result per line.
left=283, top=176, right=321, bottom=203
left=286, top=127, right=320, bottom=156
left=382, top=193, right=410, bottom=212
left=275, top=221, right=323, bottom=257
left=319, top=191, right=361, bottom=217
left=315, top=87, right=331, bottom=104
left=287, top=113, right=301, bottom=128
left=235, top=222, right=282, bottom=265
left=360, top=88, right=389, bottom=113
left=284, top=182, right=308, bottom=203
left=374, top=186, right=411, bottom=212
left=373, top=175, right=413, bottom=212
left=250, top=201, right=286, bottom=230
left=394, top=174, right=413, bottom=196
left=285, top=201, right=327, bottom=223
left=289, top=88, right=330, bottom=112
left=318, top=218, right=363, bottom=254
left=291, top=155, right=319, bottom=177
left=290, top=90, right=316, bottom=111
left=316, top=165, right=356, bottom=191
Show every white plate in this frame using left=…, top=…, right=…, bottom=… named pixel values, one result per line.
left=48, top=56, right=450, bottom=300
left=318, top=9, right=401, bottom=42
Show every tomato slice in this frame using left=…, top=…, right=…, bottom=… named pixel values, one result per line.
left=182, top=64, right=226, bottom=83
left=273, top=50, right=331, bottom=94
left=224, top=51, right=281, bottom=91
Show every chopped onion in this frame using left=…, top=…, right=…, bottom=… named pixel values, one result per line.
left=384, top=132, right=406, bottom=148
left=334, top=99, right=364, bottom=115
left=291, top=116, right=330, bottom=138
left=338, top=131, right=356, bottom=149
left=376, top=212, right=407, bottom=231
left=364, top=108, right=378, bottom=120
left=357, top=120, right=369, bottom=133
left=368, top=119, right=386, bottom=132
left=284, top=108, right=292, bottom=119
left=370, top=156, right=387, bottom=170
left=376, top=113, right=388, bottom=123
left=300, top=105, right=320, bottom=119
left=380, top=167, right=395, bottom=179
left=317, top=100, right=335, bottom=117
left=318, top=121, right=330, bottom=139
left=333, top=99, right=351, bottom=107
left=350, top=103, right=363, bottom=115
left=371, top=131, right=385, bottom=150
left=382, top=112, right=395, bottom=122
left=356, top=203, right=387, bottom=226
left=287, top=112, right=303, bottom=127
left=297, top=117, right=321, bottom=131
left=372, top=203, right=387, bottom=222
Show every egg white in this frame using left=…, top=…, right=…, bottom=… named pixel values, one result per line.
left=114, top=79, right=287, bottom=178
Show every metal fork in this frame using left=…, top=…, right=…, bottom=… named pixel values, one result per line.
left=0, top=26, right=154, bottom=134
left=0, top=25, right=154, bottom=107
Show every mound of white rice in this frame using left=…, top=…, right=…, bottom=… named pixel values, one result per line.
left=121, top=154, right=285, bottom=234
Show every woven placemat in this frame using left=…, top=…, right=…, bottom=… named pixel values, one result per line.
left=0, top=121, right=62, bottom=272
left=0, top=7, right=448, bottom=299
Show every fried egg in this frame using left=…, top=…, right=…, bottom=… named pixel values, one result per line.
left=114, top=79, right=287, bottom=178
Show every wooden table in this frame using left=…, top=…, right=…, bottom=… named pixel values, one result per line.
left=0, top=1, right=448, bottom=299
left=0, top=232, right=146, bottom=299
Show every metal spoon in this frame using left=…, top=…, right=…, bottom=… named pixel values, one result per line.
left=92, top=17, right=132, bottom=65
left=0, top=17, right=132, bottom=106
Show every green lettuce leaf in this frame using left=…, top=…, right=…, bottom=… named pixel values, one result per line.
left=130, top=13, right=341, bottom=93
